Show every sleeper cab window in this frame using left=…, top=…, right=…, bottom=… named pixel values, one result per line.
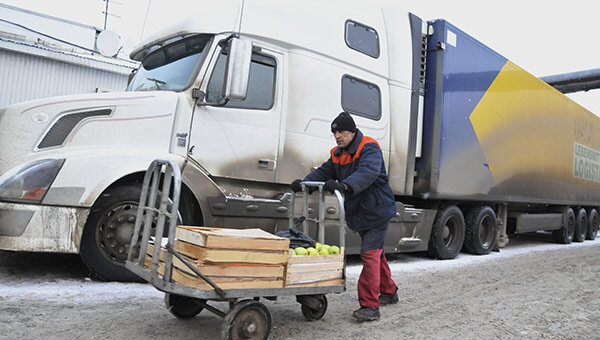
left=207, top=49, right=276, bottom=110
left=341, top=75, right=381, bottom=120
left=345, top=19, right=380, bottom=58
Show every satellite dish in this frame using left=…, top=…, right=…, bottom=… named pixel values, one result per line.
left=96, top=30, right=121, bottom=57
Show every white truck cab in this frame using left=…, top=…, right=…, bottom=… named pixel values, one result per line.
left=0, top=1, right=420, bottom=280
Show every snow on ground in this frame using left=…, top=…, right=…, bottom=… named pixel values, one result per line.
left=1, top=232, right=598, bottom=303
left=346, top=232, right=600, bottom=276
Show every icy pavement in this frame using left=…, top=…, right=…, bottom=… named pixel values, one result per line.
left=345, top=232, right=600, bottom=277
left=0, top=233, right=598, bottom=302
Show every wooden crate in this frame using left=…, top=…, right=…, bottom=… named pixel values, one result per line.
left=284, top=248, right=345, bottom=287
left=147, top=243, right=284, bottom=278
left=146, top=258, right=283, bottom=289
left=143, top=226, right=290, bottom=290
left=176, top=226, right=290, bottom=251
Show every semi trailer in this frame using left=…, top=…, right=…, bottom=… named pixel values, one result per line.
left=1, top=0, right=599, bottom=281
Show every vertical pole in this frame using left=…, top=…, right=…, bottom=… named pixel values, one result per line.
left=318, top=187, right=325, bottom=244
left=302, top=184, right=309, bottom=234
left=104, top=0, right=109, bottom=30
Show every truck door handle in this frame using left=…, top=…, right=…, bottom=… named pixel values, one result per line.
left=258, top=159, right=275, bottom=170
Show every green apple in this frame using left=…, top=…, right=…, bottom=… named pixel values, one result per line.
left=306, top=247, right=318, bottom=255
left=329, top=245, right=340, bottom=254
left=315, top=242, right=322, bottom=251
left=294, top=247, right=308, bottom=256
left=318, top=248, right=329, bottom=255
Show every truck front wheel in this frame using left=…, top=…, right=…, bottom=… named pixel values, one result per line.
left=427, top=205, right=465, bottom=259
left=80, top=185, right=145, bottom=281
left=80, top=183, right=196, bottom=281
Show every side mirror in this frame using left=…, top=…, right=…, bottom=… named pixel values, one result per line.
left=223, top=38, right=252, bottom=101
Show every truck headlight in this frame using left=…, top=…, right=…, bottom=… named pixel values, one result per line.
left=0, top=159, right=65, bottom=203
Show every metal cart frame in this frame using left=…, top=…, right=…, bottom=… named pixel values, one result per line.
left=125, top=160, right=346, bottom=339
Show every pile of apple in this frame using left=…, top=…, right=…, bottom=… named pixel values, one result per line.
left=293, top=242, right=340, bottom=255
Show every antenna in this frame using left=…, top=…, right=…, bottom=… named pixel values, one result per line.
left=140, top=0, right=152, bottom=41
left=102, top=0, right=122, bottom=30
left=237, top=0, right=245, bottom=34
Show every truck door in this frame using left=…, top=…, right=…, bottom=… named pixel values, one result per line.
left=188, top=44, right=283, bottom=183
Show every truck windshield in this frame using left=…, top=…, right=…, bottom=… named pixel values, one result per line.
left=126, top=34, right=212, bottom=92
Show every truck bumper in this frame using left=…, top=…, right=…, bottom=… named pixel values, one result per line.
left=0, top=202, right=89, bottom=253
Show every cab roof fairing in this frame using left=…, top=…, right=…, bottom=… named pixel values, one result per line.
left=130, top=0, right=243, bottom=61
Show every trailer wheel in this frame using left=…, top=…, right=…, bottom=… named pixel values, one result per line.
left=221, top=300, right=272, bottom=340
left=427, top=205, right=465, bottom=259
left=552, top=208, right=575, bottom=244
left=298, top=294, right=328, bottom=321
left=165, top=293, right=205, bottom=319
left=464, top=206, right=497, bottom=255
left=573, top=208, right=588, bottom=242
left=586, top=209, right=599, bottom=240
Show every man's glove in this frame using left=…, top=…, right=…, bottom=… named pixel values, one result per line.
left=323, top=179, right=345, bottom=194
left=290, top=179, right=303, bottom=192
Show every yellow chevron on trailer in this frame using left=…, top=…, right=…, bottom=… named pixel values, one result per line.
left=469, top=60, right=600, bottom=188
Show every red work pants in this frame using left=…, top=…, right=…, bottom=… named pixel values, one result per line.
left=357, top=223, right=396, bottom=308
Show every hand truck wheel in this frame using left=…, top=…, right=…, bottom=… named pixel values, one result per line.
left=164, top=293, right=205, bottom=319
left=298, top=294, right=328, bottom=321
left=221, top=300, right=272, bottom=340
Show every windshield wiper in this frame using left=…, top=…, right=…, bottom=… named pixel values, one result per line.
left=147, top=77, right=166, bottom=90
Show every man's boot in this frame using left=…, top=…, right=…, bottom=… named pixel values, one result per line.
left=379, top=287, right=398, bottom=305
left=352, top=307, right=380, bottom=321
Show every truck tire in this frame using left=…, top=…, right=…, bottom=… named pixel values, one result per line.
left=552, top=208, right=575, bottom=244
left=80, top=183, right=194, bottom=281
left=586, top=209, right=598, bottom=240
left=427, top=205, right=465, bottom=259
left=573, top=208, right=587, bottom=242
left=463, top=206, right=497, bottom=255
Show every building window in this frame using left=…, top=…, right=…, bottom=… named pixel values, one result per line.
left=345, top=20, right=380, bottom=58
left=341, top=75, right=381, bottom=120
left=207, top=50, right=276, bottom=110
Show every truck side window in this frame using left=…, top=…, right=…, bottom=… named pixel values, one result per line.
left=341, top=75, right=381, bottom=120
left=345, top=20, right=379, bottom=58
left=206, top=50, right=276, bottom=110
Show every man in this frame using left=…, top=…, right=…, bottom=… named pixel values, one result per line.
left=291, top=111, right=398, bottom=321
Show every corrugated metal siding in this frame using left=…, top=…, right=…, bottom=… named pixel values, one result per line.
left=0, top=48, right=130, bottom=107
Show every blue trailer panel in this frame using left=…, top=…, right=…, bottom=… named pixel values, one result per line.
left=415, top=20, right=600, bottom=206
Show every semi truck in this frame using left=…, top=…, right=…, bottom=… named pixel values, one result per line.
left=1, top=0, right=599, bottom=281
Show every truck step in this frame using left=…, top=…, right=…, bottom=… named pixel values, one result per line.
left=398, top=237, right=422, bottom=248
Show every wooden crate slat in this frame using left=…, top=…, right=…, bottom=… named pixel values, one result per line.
left=174, top=240, right=288, bottom=264
left=152, top=259, right=284, bottom=289
left=286, top=261, right=344, bottom=273
left=285, top=278, right=344, bottom=287
left=286, top=269, right=342, bottom=283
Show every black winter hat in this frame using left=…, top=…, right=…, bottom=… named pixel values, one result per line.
left=331, top=111, right=356, bottom=133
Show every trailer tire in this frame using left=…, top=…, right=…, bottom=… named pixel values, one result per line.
left=463, top=206, right=497, bottom=255
left=80, top=183, right=196, bottom=281
left=427, top=205, right=465, bottom=259
left=586, top=209, right=598, bottom=240
left=552, top=208, right=575, bottom=244
left=573, top=208, right=587, bottom=242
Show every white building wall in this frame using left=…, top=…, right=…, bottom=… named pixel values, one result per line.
left=0, top=46, right=132, bottom=108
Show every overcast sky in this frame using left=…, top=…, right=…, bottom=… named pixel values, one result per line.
left=2, top=0, right=599, bottom=113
